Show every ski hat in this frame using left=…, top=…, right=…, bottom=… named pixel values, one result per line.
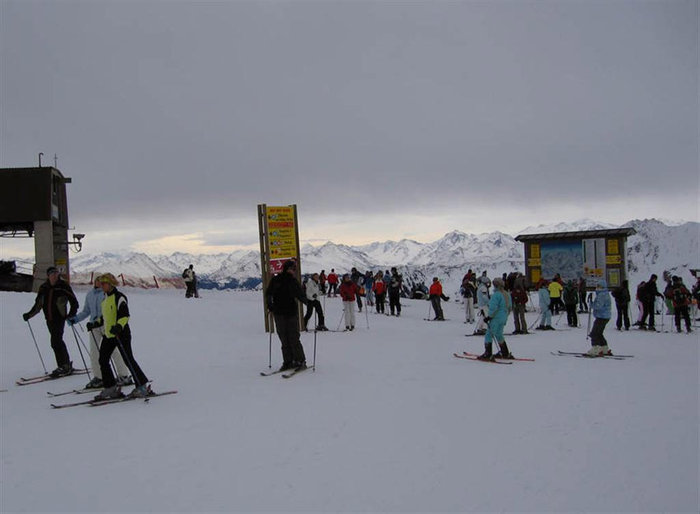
left=46, top=266, right=59, bottom=275
left=97, top=272, right=119, bottom=286
left=282, top=260, right=296, bottom=272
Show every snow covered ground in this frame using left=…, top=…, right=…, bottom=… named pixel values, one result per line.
left=1, top=288, right=698, bottom=512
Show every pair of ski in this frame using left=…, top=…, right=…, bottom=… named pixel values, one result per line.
left=50, top=390, right=177, bottom=409
left=453, top=351, right=535, bottom=365
left=260, top=366, right=313, bottom=379
left=424, top=318, right=450, bottom=322
left=16, top=369, right=89, bottom=386
left=47, top=387, right=99, bottom=397
left=552, top=350, right=633, bottom=360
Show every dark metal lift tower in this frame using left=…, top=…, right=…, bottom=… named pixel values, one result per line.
left=0, top=167, right=79, bottom=291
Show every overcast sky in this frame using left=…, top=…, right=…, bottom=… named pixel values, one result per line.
left=1, top=0, right=698, bottom=258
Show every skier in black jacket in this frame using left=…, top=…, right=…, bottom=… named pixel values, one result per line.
left=22, top=267, right=79, bottom=377
left=265, top=260, right=308, bottom=371
left=639, top=274, right=664, bottom=331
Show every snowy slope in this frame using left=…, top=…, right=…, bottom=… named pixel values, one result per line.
left=1, top=289, right=697, bottom=512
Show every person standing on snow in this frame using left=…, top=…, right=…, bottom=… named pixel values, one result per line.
left=327, top=269, right=339, bottom=297
left=562, top=280, right=579, bottom=328
left=474, top=281, right=490, bottom=335
left=183, top=264, right=196, bottom=298
left=639, top=274, right=664, bottom=331
left=372, top=271, right=386, bottom=314
left=536, top=279, right=553, bottom=330
left=478, top=278, right=513, bottom=360
left=548, top=277, right=564, bottom=315
left=461, top=275, right=476, bottom=324
left=388, top=267, right=403, bottom=316
left=93, top=273, right=152, bottom=399
left=428, top=277, right=449, bottom=321
left=611, top=280, right=631, bottom=331
left=266, top=260, right=308, bottom=371
left=68, top=276, right=132, bottom=389
left=339, top=273, right=359, bottom=331
left=586, top=279, right=613, bottom=356
left=303, top=273, right=328, bottom=332
left=666, top=276, right=693, bottom=333
left=22, top=267, right=79, bottom=377
left=510, top=281, right=529, bottom=334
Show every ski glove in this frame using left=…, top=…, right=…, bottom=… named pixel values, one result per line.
left=110, top=324, right=123, bottom=336
left=67, top=317, right=76, bottom=326
left=483, top=316, right=492, bottom=323
left=22, top=312, right=31, bottom=322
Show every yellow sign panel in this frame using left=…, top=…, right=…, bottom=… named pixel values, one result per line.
left=528, top=258, right=541, bottom=267
left=531, top=268, right=541, bottom=284
left=606, top=255, right=622, bottom=265
left=607, top=239, right=619, bottom=255
left=267, top=206, right=297, bottom=259
left=530, top=243, right=540, bottom=259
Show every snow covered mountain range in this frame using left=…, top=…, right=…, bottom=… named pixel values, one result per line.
left=67, top=218, right=698, bottom=292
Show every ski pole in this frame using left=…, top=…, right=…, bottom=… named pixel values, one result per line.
left=335, top=309, right=345, bottom=331
left=586, top=306, right=593, bottom=340
left=86, top=325, right=118, bottom=379
left=312, top=311, right=317, bottom=372
left=69, top=324, right=91, bottom=381
left=365, top=300, right=370, bottom=329
left=26, top=320, right=47, bottom=374
left=113, top=333, right=143, bottom=388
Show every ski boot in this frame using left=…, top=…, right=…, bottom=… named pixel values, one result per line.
left=477, top=343, right=494, bottom=361
left=94, top=386, right=124, bottom=401
left=85, top=377, right=103, bottom=389
left=128, top=384, right=153, bottom=398
left=49, top=362, right=73, bottom=378
left=495, top=341, right=514, bottom=359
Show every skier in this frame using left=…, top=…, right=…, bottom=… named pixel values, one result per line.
left=22, top=267, right=79, bottom=377
left=339, top=273, right=359, bottom=330
left=428, top=277, right=449, bottom=320
left=536, top=279, right=553, bottom=330
left=666, top=276, right=693, bottom=333
left=562, top=279, right=579, bottom=328
left=478, top=278, right=513, bottom=360
left=639, top=274, right=664, bottom=331
left=265, top=260, right=308, bottom=371
left=577, top=277, right=588, bottom=313
left=68, top=276, right=132, bottom=389
left=303, top=273, right=327, bottom=331
left=372, top=271, right=386, bottom=314
left=611, top=280, right=631, bottom=331
left=388, top=267, right=403, bottom=316
left=548, top=277, right=564, bottom=315
left=327, top=269, right=339, bottom=297
left=319, top=270, right=327, bottom=295
left=586, top=279, right=613, bottom=356
left=183, top=264, right=196, bottom=298
left=474, top=281, right=490, bottom=335
left=461, top=274, right=476, bottom=323
left=364, top=271, right=375, bottom=307
left=93, top=273, right=152, bottom=399
left=691, top=274, right=700, bottom=321
left=510, top=281, right=529, bottom=334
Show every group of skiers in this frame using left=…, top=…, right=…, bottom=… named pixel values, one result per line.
left=22, top=262, right=698, bottom=386
left=22, top=267, right=152, bottom=399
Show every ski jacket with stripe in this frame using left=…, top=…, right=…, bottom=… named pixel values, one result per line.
left=101, top=288, right=131, bottom=338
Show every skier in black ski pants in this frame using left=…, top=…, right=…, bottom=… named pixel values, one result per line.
left=266, top=260, right=308, bottom=371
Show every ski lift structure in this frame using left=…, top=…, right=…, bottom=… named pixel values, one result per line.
left=0, top=166, right=82, bottom=291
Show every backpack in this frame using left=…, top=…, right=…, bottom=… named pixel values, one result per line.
left=182, top=269, right=188, bottom=279
left=673, top=287, right=689, bottom=307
